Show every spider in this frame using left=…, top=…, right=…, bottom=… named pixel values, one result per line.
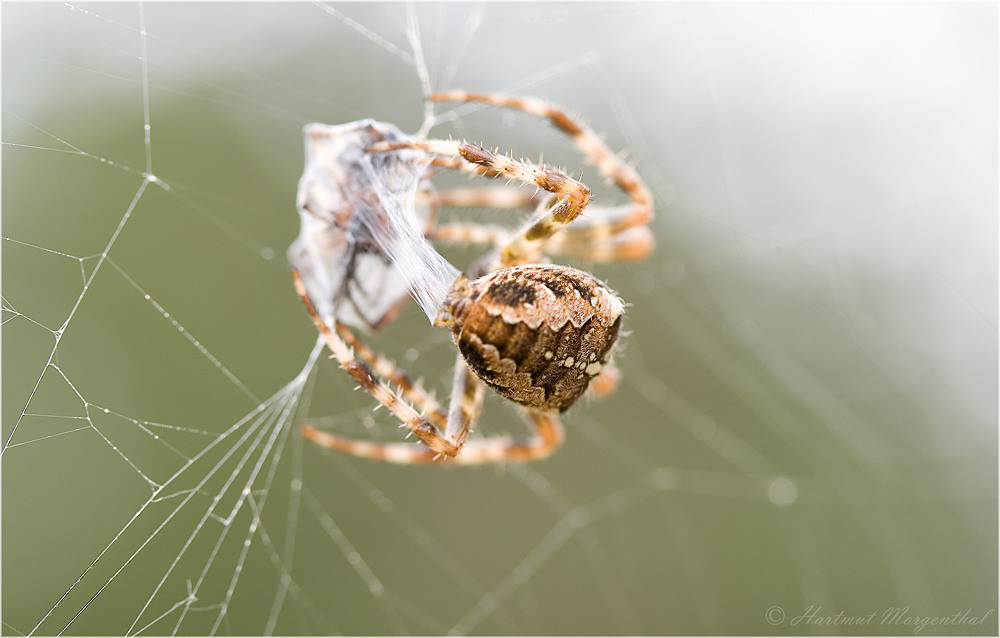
left=290, top=91, right=654, bottom=464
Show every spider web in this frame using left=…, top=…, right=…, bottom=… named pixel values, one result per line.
left=3, top=2, right=997, bottom=636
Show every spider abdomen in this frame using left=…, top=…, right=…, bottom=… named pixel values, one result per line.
left=437, top=265, right=624, bottom=412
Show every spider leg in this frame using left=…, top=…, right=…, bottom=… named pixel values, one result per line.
left=424, top=185, right=541, bottom=256
left=427, top=183, right=651, bottom=262
left=544, top=214, right=654, bottom=262
left=298, top=354, right=562, bottom=465
left=431, top=91, right=654, bottom=258
left=296, top=266, right=568, bottom=464
left=431, top=91, right=653, bottom=223
left=335, top=321, right=448, bottom=427
left=448, top=410, right=565, bottom=464
left=300, top=425, right=441, bottom=463
left=429, top=221, right=509, bottom=250
left=431, top=210, right=654, bottom=263
left=426, top=153, right=652, bottom=262
left=297, top=342, right=562, bottom=464
left=301, top=409, right=565, bottom=465
left=367, top=138, right=591, bottom=265
left=433, top=185, right=546, bottom=210
left=443, top=356, right=485, bottom=451
left=293, top=267, right=459, bottom=456
left=422, top=185, right=539, bottom=249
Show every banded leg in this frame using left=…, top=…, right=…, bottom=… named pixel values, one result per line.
left=451, top=411, right=565, bottom=464
left=293, top=267, right=458, bottom=457
left=367, top=138, right=592, bottom=265
left=424, top=184, right=541, bottom=248
left=431, top=91, right=654, bottom=259
left=335, top=321, right=448, bottom=427
left=426, top=186, right=542, bottom=256
left=431, top=211, right=654, bottom=262
left=301, top=410, right=564, bottom=465
left=295, top=267, right=568, bottom=464
left=426, top=152, right=652, bottom=261
left=543, top=214, right=654, bottom=262
left=302, top=412, right=565, bottom=465
left=431, top=91, right=653, bottom=228
left=434, top=186, right=546, bottom=210
left=442, top=356, right=485, bottom=452
left=296, top=267, right=560, bottom=464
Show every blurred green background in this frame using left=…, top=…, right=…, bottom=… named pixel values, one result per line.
left=3, top=2, right=996, bottom=635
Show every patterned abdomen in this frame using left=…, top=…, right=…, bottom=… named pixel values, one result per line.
left=437, top=265, right=623, bottom=412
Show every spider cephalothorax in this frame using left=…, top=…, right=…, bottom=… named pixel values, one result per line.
left=291, top=91, right=653, bottom=464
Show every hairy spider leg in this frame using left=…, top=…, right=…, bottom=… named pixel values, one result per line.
left=334, top=321, right=448, bottom=427
left=295, top=268, right=567, bottom=464
left=301, top=410, right=564, bottom=465
left=430, top=91, right=655, bottom=261
left=293, top=267, right=459, bottom=457
left=431, top=91, right=654, bottom=233
left=367, top=138, right=592, bottom=266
